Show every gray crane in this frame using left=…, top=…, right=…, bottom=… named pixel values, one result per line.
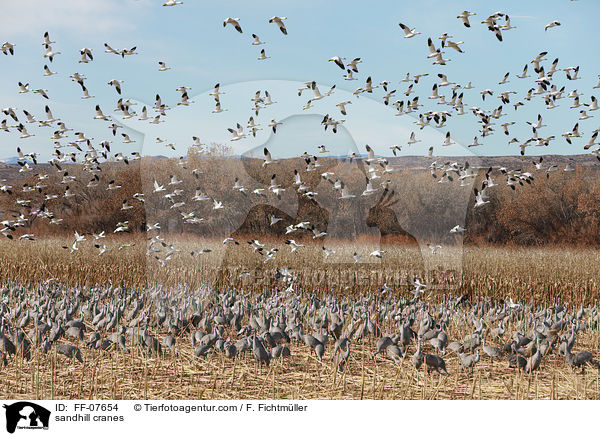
left=386, top=344, right=404, bottom=365
left=564, top=342, right=600, bottom=372
left=253, top=332, right=271, bottom=366
left=55, top=344, right=84, bottom=363
left=506, top=353, right=527, bottom=371
left=482, top=337, right=502, bottom=363
left=459, top=350, right=480, bottom=374
left=525, top=339, right=543, bottom=373
left=424, top=353, right=449, bottom=375
left=336, top=340, right=351, bottom=372
left=411, top=339, right=424, bottom=370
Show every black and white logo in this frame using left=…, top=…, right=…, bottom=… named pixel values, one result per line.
left=3, top=402, right=50, bottom=433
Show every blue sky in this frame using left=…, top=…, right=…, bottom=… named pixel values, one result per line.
left=0, top=0, right=599, bottom=162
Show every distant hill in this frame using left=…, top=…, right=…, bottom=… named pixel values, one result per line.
left=0, top=154, right=597, bottom=181
left=386, top=154, right=599, bottom=170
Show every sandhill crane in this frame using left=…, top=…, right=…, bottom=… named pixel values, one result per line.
left=424, top=354, right=449, bottom=375
left=55, top=344, right=84, bottom=363
left=525, top=339, right=543, bottom=373
left=253, top=332, right=271, bottom=366
left=411, top=339, right=424, bottom=370
left=459, top=350, right=480, bottom=374
left=564, top=343, right=600, bottom=372
left=482, top=337, right=502, bottom=363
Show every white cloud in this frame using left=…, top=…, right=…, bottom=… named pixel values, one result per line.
left=0, top=0, right=150, bottom=38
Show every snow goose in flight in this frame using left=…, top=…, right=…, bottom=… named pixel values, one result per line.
left=94, top=105, right=109, bottom=121
left=363, top=76, right=378, bottom=93
left=437, top=73, right=454, bottom=87
left=158, top=61, right=171, bottom=71
left=545, top=21, right=560, bottom=31
left=33, top=89, right=49, bottom=99
left=1, top=42, right=15, bottom=55
left=251, top=34, right=265, bottom=45
left=450, top=225, right=466, bottom=234
left=270, top=215, right=282, bottom=226
left=442, top=132, right=455, bottom=146
left=177, top=92, right=193, bottom=106
left=498, top=72, right=510, bottom=85
left=457, top=11, right=476, bottom=27
left=364, top=144, right=377, bottom=162
left=362, top=178, right=378, bottom=196
left=210, top=83, right=224, bottom=98
left=586, top=96, right=598, bottom=111
left=163, top=0, right=183, bottom=5
left=263, top=147, right=277, bottom=166
left=18, top=82, right=30, bottom=93
left=257, top=49, right=270, bottom=60
left=42, top=32, right=55, bottom=46
left=336, top=101, right=351, bottom=115
left=285, top=239, right=304, bottom=252
left=78, top=48, right=93, bottom=63
left=346, top=58, right=361, bottom=72
left=407, top=131, right=421, bottom=145
left=212, top=101, right=227, bottom=113
left=473, top=188, right=489, bottom=208
left=264, top=90, right=276, bottom=105
left=399, top=22, right=420, bottom=38
left=104, top=43, right=120, bottom=55
left=108, top=79, right=123, bottom=95
left=516, top=64, right=530, bottom=79
left=583, top=132, right=598, bottom=150
left=566, top=66, right=580, bottom=81
left=120, top=46, right=138, bottom=57
left=269, top=174, right=285, bottom=198
left=43, top=44, right=61, bottom=62
left=432, top=50, right=450, bottom=65
left=339, top=182, right=355, bottom=199
left=107, top=179, right=122, bottom=191
left=329, top=56, right=345, bottom=69
left=121, top=133, right=135, bottom=143
left=43, top=65, right=57, bottom=76
left=268, top=16, right=287, bottom=34
left=426, top=38, right=441, bottom=59
left=23, top=110, right=36, bottom=123
left=16, top=123, right=34, bottom=138
left=223, top=17, right=243, bottom=33
left=268, top=119, right=282, bottom=133
left=445, top=40, right=464, bottom=53
left=501, top=15, right=516, bottom=30
left=322, top=247, right=335, bottom=258
left=530, top=51, right=548, bottom=71
left=469, top=136, right=482, bottom=147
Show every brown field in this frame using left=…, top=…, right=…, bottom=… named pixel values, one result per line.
left=1, top=237, right=600, bottom=400
left=1, top=237, right=599, bottom=304
left=3, top=327, right=600, bottom=401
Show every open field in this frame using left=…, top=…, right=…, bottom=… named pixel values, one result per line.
left=1, top=238, right=600, bottom=400
left=1, top=238, right=600, bottom=304
left=3, top=325, right=600, bottom=401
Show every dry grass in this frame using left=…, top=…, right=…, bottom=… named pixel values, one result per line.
left=2, top=237, right=600, bottom=400
left=1, top=237, right=600, bottom=304
left=3, top=325, right=600, bottom=401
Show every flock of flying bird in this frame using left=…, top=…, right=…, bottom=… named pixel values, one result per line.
left=1, top=6, right=598, bottom=270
